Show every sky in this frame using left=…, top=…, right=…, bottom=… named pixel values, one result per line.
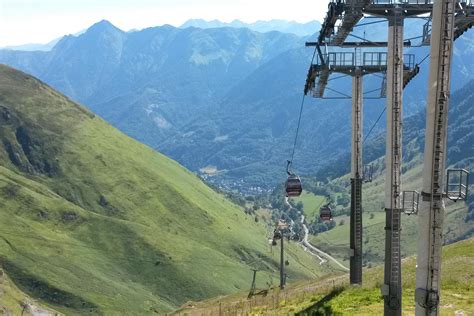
left=0, top=0, right=327, bottom=47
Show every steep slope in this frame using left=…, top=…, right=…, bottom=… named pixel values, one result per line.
left=174, top=237, right=474, bottom=315
left=0, top=21, right=303, bottom=142
left=0, top=269, right=58, bottom=316
left=0, top=65, right=330, bottom=314
left=294, top=238, right=474, bottom=315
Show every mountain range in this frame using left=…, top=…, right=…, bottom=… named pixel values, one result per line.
left=180, top=19, right=321, bottom=36
left=0, top=20, right=473, bottom=192
left=0, top=15, right=473, bottom=314
left=0, top=19, right=319, bottom=52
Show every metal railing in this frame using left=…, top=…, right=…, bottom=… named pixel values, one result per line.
left=404, top=54, right=416, bottom=69
left=402, top=190, right=420, bottom=215
left=371, top=0, right=434, bottom=4
left=362, top=52, right=416, bottom=68
left=446, top=169, right=470, bottom=201
left=327, top=52, right=355, bottom=66
left=363, top=52, right=388, bottom=67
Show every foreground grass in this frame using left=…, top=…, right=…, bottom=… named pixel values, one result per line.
left=294, top=237, right=473, bottom=315
left=175, top=238, right=473, bottom=315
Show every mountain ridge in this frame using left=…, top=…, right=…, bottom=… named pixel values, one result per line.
left=180, top=19, right=320, bottom=36
left=0, top=21, right=473, bottom=191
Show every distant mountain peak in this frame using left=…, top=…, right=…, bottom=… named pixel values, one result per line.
left=86, top=20, right=123, bottom=34
left=180, top=19, right=320, bottom=36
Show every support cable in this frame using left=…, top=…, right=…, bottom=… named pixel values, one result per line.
left=325, top=86, right=353, bottom=98
left=363, top=106, right=386, bottom=144
left=364, top=87, right=383, bottom=95
left=348, top=33, right=384, bottom=47
left=418, top=53, right=431, bottom=65
left=328, top=74, right=350, bottom=82
left=361, top=53, right=430, bottom=145
left=289, top=46, right=318, bottom=164
left=353, top=19, right=387, bottom=28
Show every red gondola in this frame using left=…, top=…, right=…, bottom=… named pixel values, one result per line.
left=285, top=160, right=302, bottom=197
left=320, top=205, right=333, bottom=221
left=285, top=175, right=302, bottom=197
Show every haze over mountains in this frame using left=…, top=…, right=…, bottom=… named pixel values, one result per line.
left=0, top=19, right=319, bottom=52
left=180, top=19, right=321, bottom=36
left=0, top=19, right=473, bottom=192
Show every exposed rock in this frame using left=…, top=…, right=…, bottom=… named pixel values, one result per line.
left=61, top=212, right=78, bottom=222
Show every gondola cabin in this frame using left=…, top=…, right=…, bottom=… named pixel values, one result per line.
left=273, top=230, right=282, bottom=240
left=285, top=175, right=302, bottom=197
left=320, top=205, right=333, bottom=221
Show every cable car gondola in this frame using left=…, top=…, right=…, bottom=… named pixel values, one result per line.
left=320, top=204, right=333, bottom=221
left=285, top=160, right=302, bottom=197
left=273, top=229, right=282, bottom=241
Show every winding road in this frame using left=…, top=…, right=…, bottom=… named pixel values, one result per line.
left=285, top=198, right=349, bottom=271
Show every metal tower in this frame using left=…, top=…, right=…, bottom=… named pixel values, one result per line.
left=305, top=0, right=473, bottom=313
left=382, top=7, right=404, bottom=315
left=306, top=0, right=422, bottom=286
left=305, top=47, right=419, bottom=286
left=415, top=1, right=473, bottom=315
left=350, top=65, right=364, bottom=285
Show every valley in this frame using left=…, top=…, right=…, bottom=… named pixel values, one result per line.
left=0, top=5, right=472, bottom=315
left=1, top=20, right=472, bottom=190
left=0, top=65, right=338, bottom=314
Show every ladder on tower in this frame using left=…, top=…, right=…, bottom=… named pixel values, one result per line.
left=350, top=177, right=363, bottom=284
left=428, top=0, right=455, bottom=300
left=391, top=13, right=403, bottom=290
left=390, top=212, right=401, bottom=286
left=354, top=179, right=363, bottom=256
left=384, top=7, right=404, bottom=314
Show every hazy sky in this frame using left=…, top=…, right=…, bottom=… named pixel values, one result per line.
left=0, top=0, right=327, bottom=47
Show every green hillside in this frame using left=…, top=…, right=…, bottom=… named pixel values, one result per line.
left=0, top=65, right=331, bottom=314
left=174, top=237, right=474, bottom=315
left=294, top=237, right=474, bottom=315
left=309, top=161, right=472, bottom=267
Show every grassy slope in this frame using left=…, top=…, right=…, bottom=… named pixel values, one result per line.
left=309, top=160, right=471, bottom=266
left=175, top=237, right=473, bottom=315
left=293, top=237, right=474, bottom=315
left=0, top=65, right=330, bottom=314
left=293, top=191, right=326, bottom=221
